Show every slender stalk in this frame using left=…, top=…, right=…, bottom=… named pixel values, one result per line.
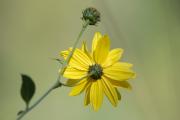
left=17, top=21, right=89, bottom=120
left=60, top=21, right=89, bottom=74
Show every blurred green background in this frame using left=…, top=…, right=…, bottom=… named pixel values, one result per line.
left=1, top=0, right=180, bottom=120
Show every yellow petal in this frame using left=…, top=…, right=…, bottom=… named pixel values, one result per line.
left=93, top=35, right=110, bottom=64
left=118, top=62, right=133, bottom=69
left=69, top=79, right=89, bottom=96
left=84, top=83, right=91, bottom=106
left=104, top=62, right=135, bottom=81
left=66, top=79, right=82, bottom=86
left=103, top=48, right=124, bottom=68
left=115, top=88, right=121, bottom=101
left=63, top=67, right=87, bottom=79
left=90, top=82, right=95, bottom=108
left=61, top=48, right=92, bottom=71
left=109, top=79, right=132, bottom=90
left=81, top=41, right=88, bottom=52
left=60, top=47, right=72, bottom=59
left=82, top=41, right=94, bottom=63
left=101, top=76, right=118, bottom=107
left=60, top=50, right=68, bottom=59
left=90, top=80, right=103, bottom=111
left=92, top=32, right=102, bottom=53
left=72, top=48, right=93, bottom=67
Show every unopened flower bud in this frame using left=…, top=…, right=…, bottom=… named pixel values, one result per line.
left=82, top=7, right=100, bottom=25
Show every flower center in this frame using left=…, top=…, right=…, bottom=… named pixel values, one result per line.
left=88, top=64, right=103, bottom=80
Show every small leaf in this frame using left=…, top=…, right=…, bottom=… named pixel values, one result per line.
left=51, top=58, right=64, bottom=64
left=20, top=74, right=36, bottom=106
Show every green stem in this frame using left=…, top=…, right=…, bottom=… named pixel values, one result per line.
left=17, top=21, right=89, bottom=120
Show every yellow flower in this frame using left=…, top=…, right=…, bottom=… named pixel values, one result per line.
left=60, top=32, right=135, bottom=111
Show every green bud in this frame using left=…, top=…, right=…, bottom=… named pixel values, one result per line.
left=82, top=7, right=100, bottom=25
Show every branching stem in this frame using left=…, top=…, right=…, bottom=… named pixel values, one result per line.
left=17, top=21, right=89, bottom=120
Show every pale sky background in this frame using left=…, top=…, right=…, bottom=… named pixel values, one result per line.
left=1, top=0, right=180, bottom=120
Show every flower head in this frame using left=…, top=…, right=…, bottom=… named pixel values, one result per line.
left=60, top=32, right=135, bottom=111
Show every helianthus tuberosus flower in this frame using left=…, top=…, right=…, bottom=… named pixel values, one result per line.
left=60, top=32, right=136, bottom=111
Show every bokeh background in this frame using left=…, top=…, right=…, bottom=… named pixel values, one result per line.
left=1, top=0, right=180, bottom=120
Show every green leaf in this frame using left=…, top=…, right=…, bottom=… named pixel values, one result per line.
left=20, top=74, right=36, bottom=106
left=51, top=58, right=64, bottom=64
